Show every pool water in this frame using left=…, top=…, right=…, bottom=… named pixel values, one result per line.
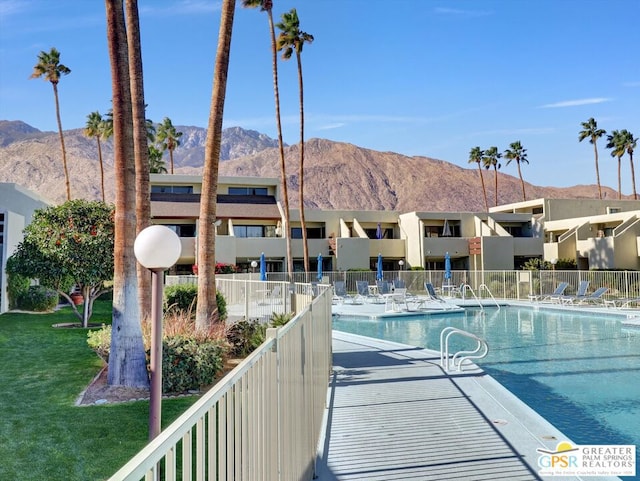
left=333, top=306, right=640, bottom=471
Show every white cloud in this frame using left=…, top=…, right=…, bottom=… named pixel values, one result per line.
left=434, top=7, right=491, bottom=17
left=539, top=98, right=611, bottom=108
left=141, top=1, right=220, bottom=16
left=316, top=123, right=345, bottom=131
left=622, top=81, right=640, bottom=87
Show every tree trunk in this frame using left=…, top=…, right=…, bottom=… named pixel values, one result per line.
left=97, top=137, right=105, bottom=202
left=618, top=157, right=622, bottom=199
left=126, top=0, right=152, bottom=321
left=296, top=51, right=309, bottom=274
left=517, top=163, right=526, bottom=201
left=195, top=0, right=235, bottom=329
left=52, top=83, right=71, bottom=201
left=105, top=0, right=149, bottom=388
left=629, top=153, right=637, bottom=200
left=494, top=166, right=499, bottom=207
left=478, top=164, right=488, bottom=211
left=267, top=9, right=294, bottom=281
left=593, top=142, right=602, bottom=200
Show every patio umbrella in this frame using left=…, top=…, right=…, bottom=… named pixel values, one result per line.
left=260, top=252, right=267, bottom=281
left=317, top=253, right=323, bottom=281
left=377, top=253, right=383, bottom=281
left=376, top=223, right=383, bottom=239
left=442, top=219, right=451, bottom=237
left=444, top=252, right=452, bottom=281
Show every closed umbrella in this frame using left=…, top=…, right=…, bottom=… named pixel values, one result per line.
left=317, top=253, right=323, bottom=281
left=376, top=223, right=383, bottom=239
left=260, top=252, right=267, bottom=281
left=377, top=253, right=383, bottom=281
left=444, top=252, right=452, bottom=282
left=442, top=219, right=451, bottom=237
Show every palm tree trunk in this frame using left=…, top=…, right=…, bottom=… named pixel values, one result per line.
left=477, top=164, right=488, bottom=211
left=618, top=156, right=622, bottom=199
left=296, top=51, right=310, bottom=274
left=593, top=142, right=602, bottom=199
left=126, top=0, right=152, bottom=320
left=105, top=0, right=149, bottom=388
left=629, top=153, right=637, bottom=200
left=97, top=137, right=105, bottom=202
left=169, top=149, right=174, bottom=174
left=267, top=9, right=294, bottom=281
left=195, top=0, right=235, bottom=329
left=517, top=163, right=526, bottom=201
left=52, top=83, right=71, bottom=200
left=494, top=166, right=498, bottom=207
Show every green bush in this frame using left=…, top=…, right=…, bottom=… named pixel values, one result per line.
left=87, top=325, right=111, bottom=363
left=18, top=285, right=59, bottom=312
left=270, top=312, right=293, bottom=327
left=163, top=284, right=227, bottom=321
left=226, top=319, right=267, bottom=357
left=5, top=257, right=31, bottom=309
left=160, top=337, right=226, bottom=393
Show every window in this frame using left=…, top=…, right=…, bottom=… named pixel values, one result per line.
left=291, top=227, right=326, bottom=239
left=235, top=225, right=264, bottom=238
left=164, top=224, right=196, bottom=237
left=151, top=185, right=194, bottom=194
left=228, top=187, right=268, bottom=196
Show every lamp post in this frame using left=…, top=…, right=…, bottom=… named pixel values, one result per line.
left=550, top=258, right=558, bottom=287
left=251, top=260, right=258, bottom=276
left=134, top=225, right=182, bottom=440
left=398, top=259, right=404, bottom=271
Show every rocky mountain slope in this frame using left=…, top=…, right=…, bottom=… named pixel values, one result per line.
left=0, top=120, right=616, bottom=211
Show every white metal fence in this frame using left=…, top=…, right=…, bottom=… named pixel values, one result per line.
left=108, top=280, right=333, bottom=481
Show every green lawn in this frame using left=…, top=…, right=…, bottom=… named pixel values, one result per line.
left=0, top=300, right=197, bottom=481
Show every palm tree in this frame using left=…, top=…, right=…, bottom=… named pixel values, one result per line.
left=105, top=0, right=149, bottom=388
left=195, top=0, right=236, bottom=329
left=84, top=111, right=106, bottom=201
left=578, top=117, right=606, bottom=199
left=503, top=141, right=528, bottom=201
left=276, top=8, right=314, bottom=274
left=30, top=48, right=72, bottom=201
left=156, top=117, right=183, bottom=174
left=620, top=129, right=638, bottom=200
left=243, top=0, right=294, bottom=281
left=126, top=0, right=153, bottom=321
left=148, top=145, right=167, bottom=173
left=607, top=130, right=626, bottom=199
left=468, top=146, right=488, bottom=211
left=483, top=146, right=501, bottom=207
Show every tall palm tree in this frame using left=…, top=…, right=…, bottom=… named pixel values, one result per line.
left=156, top=117, right=183, bottom=174
left=620, top=129, right=638, bottom=200
left=195, top=0, right=236, bottom=329
left=468, top=146, right=488, bottom=211
left=30, top=48, right=72, bottom=201
left=105, top=0, right=149, bottom=388
left=276, top=8, right=314, bottom=274
left=503, top=141, right=528, bottom=201
left=84, top=111, right=106, bottom=201
left=578, top=117, right=606, bottom=199
left=483, top=146, right=501, bottom=207
left=607, top=130, right=626, bottom=199
left=243, top=0, right=294, bottom=281
left=126, top=0, right=153, bottom=321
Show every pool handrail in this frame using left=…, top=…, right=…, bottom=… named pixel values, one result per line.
left=440, top=326, right=489, bottom=372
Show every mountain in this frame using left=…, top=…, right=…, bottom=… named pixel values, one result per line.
left=0, top=120, right=618, bottom=211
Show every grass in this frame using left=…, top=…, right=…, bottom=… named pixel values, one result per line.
left=0, top=300, right=198, bottom=481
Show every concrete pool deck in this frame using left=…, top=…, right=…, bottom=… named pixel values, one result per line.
left=314, top=330, right=623, bottom=481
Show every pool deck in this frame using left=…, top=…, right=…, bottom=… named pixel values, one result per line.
left=314, top=330, right=623, bottom=481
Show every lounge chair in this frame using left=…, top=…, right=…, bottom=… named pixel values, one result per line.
left=356, top=280, right=383, bottom=303
left=333, top=281, right=357, bottom=304
left=559, top=280, right=590, bottom=304
left=420, top=282, right=458, bottom=310
left=258, top=284, right=283, bottom=305
left=531, top=282, right=569, bottom=303
left=604, top=296, right=640, bottom=309
left=574, top=287, right=608, bottom=306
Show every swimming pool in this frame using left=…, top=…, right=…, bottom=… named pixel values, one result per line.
left=333, top=306, right=640, bottom=474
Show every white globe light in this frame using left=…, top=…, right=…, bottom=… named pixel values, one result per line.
left=134, top=225, right=182, bottom=269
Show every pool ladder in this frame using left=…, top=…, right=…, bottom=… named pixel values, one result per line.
left=459, top=283, right=500, bottom=310
left=440, top=327, right=489, bottom=372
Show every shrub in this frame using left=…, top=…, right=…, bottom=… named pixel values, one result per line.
left=87, top=325, right=111, bottom=363
left=270, top=312, right=293, bottom=327
left=226, top=319, right=267, bottom=357
left=5, top=257, right=31, bottom=309
left=163, top=284, right=227, bottom=321
left=160, top=337, right=226, bottom=393
left=18, top=285, right=59, bottom=312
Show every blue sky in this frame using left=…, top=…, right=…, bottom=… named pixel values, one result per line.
left=1, top=0, right=639, bottom=190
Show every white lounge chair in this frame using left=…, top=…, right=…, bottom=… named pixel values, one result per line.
left=574, top=287, right=608, bottom=306
left=530, top=282, right=569, bottom=303
left=559, top=281, right=590, bottom=304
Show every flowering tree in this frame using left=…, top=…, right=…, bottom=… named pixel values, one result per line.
left=7, top=200, right=114, bottom=327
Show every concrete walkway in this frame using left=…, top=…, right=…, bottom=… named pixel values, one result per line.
left=314, top=331, right=620, bottom=481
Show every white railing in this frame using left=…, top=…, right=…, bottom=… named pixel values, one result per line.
left=107, top=280, right=333, bottom=481
left=440, top=326, right=489, bottom=372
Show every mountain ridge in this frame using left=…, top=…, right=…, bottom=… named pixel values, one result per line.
left=0, top=120, right=619, bottom=211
